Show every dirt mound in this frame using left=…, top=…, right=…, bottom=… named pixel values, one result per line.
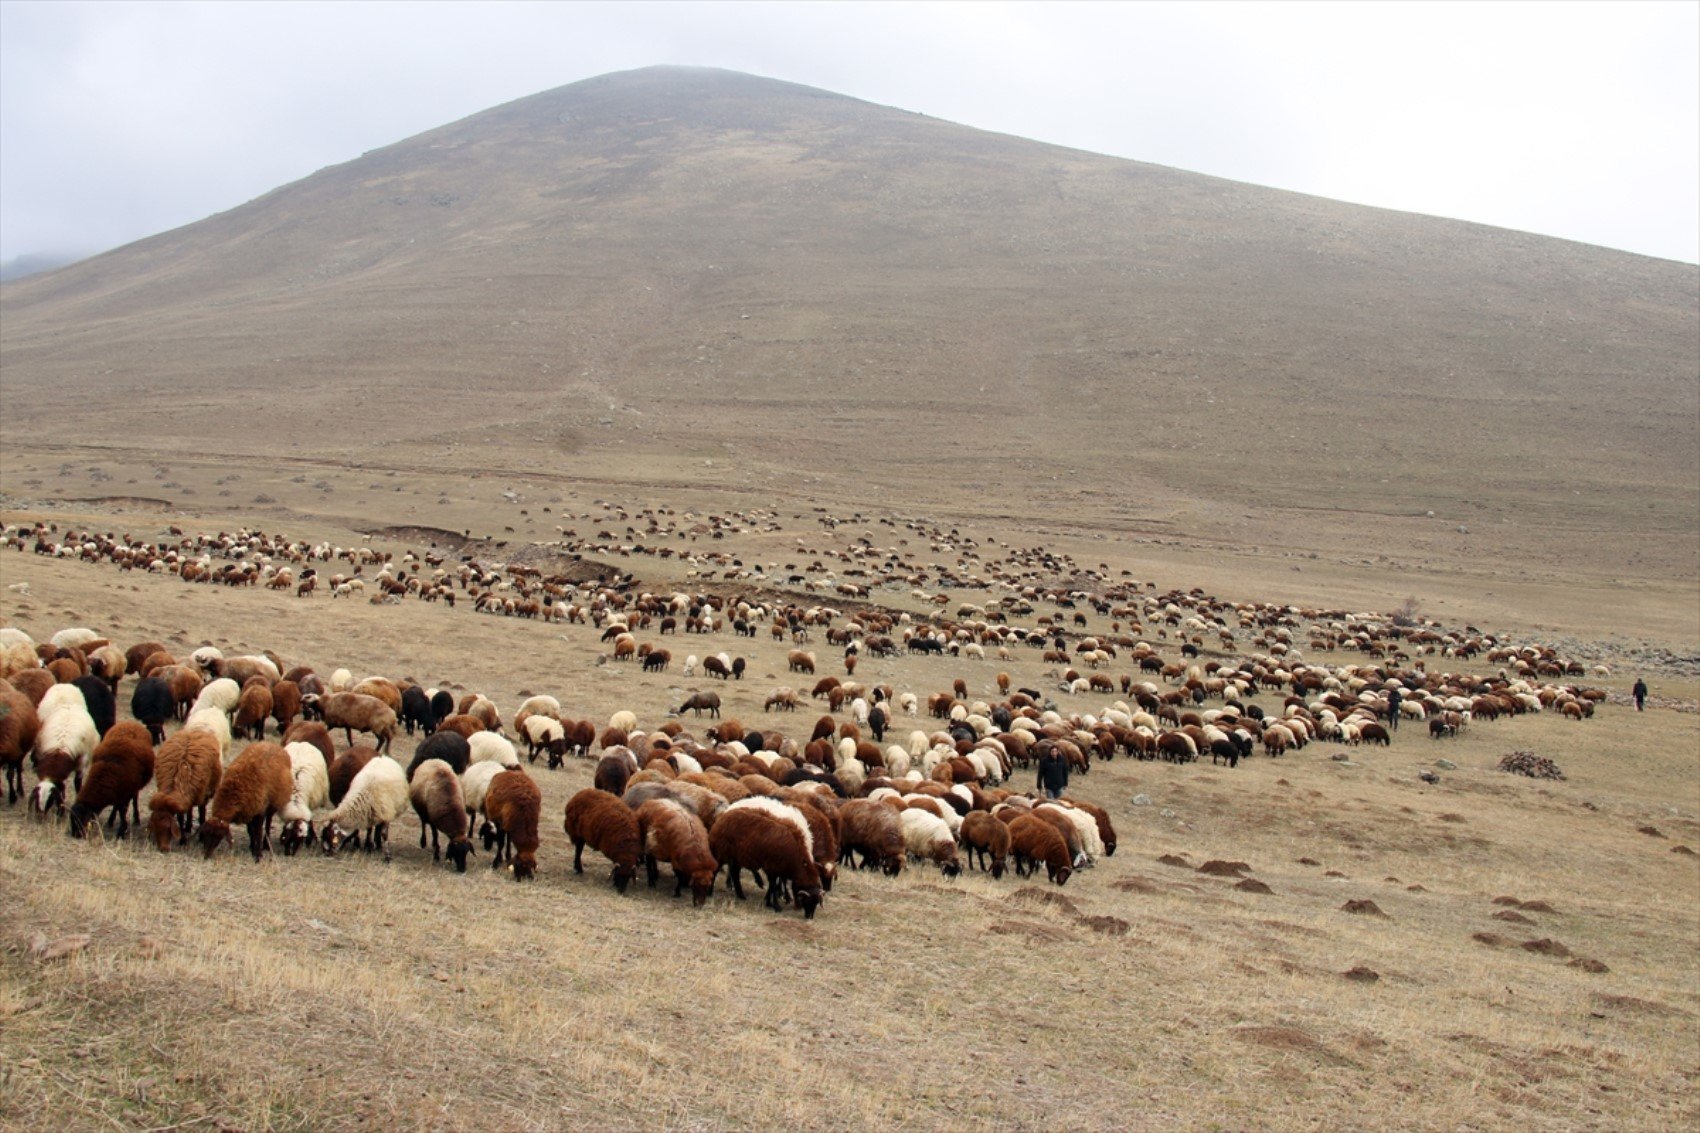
left=1297, top=857, right=1321, bottom=866
left=1112, top=876, right=1162, bottom=894
left=987, top=919, right=1074, bottom=943
left=1007, top=888, right=1081, bottom=916
left=1638, top=825, right=1666, bottom=837
left=1498, top=751, right=1565, bottom=780
left=1234, top=879, right=1274, bottom=895
left=1519, top=900, right=1557, bottom=914
left=1080, top=915, right=1131, bottom=936
left=1673, top=845, right=1697, bottom=856
left=1231, top=1026, right=1355, bottom=1067
left=1342, top=966, right=1381, bottom=983
left=1473, top=932, right=1511, bottom=947
left=1521, top=938, right=1572, bottom=957
left=1197, top=859, right=1252, bottom=877
left=1341, top=899, right=1388, bottom=917
left=1156, top=854, right=1191, bottom=869
left=1493, top=910, right=1535, bottom=925
left=1569, top=957, right=1611, bottom=974
left=1492, top=895, right=1523, bottom=906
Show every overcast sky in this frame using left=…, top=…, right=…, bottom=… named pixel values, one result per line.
left=2, top=0, right=1696, bottom=266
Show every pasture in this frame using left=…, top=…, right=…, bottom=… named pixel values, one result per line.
left=1, top=477, right=1696, bottom=1133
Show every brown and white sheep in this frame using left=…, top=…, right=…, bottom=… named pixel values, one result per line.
left=634, top=798, right=718, bottom=905
left=484, top=769, right=541, bottom=881
left=320, top=754, right=409, bottom=860
left=563, top=787, right=642, bottom=892
left=147, top=729, right=223, bottom=851
left=708, top=806, right=823, bottom=918
left=200, top=742, right=293, bottom=862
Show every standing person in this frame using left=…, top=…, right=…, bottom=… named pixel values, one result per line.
left=1387, top=686, right=1404, bottom=731
left=1633, top=678, right=1648, bottom=712
left=1036, top=743, right=1069, bottom=800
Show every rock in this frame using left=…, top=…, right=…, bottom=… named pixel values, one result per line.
left=1131, top=794, right=1151, bottom=807
left=1159, top=808, right=1176, bottom=819
left=1435, top=759, right=1457, bottom=771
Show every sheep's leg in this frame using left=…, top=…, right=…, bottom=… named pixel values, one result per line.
left=572, top=840, right=585, bottom=874
left=645, top=854, right=659, bottom=889
left=727, top=863, right=746, bottom=899
left=379, top=823, right=391, bottom=863
left=247, top=816, right=266, bottom=862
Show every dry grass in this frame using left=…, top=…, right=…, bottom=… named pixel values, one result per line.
left=1, top=470, right=1697, bottom=1132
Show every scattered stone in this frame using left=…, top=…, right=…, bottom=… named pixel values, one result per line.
left=1341, top=899, right=1388, bottom=917
left=1343, top=965, right=1381, bottom=983
left=1521, top=938, right=1572, bottom=958
left=1417, top=770, right=1439, bottom=784
left=1131, top=794, right=1151, bottom=807
left=1435, top=759, right=1457, bottom=771
left=1234, top=878, right=1274, bottom=894
left=1493, top=910, right=1535, bottom=925
left=1331, top=753, right=1351, bottom=762
left=1498, top=751, right=1565, bottom=780
left=1159, top=808, right=1176, bottom=819
left=1197, top=859, right=1252, bottom=877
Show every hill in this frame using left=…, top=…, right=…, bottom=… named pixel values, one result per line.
left=2, top=65, right=1696, bottom=602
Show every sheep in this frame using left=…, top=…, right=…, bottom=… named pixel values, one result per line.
left=960, top=810, right=1011, bottom=877
left=320, top=754, right=409, bottom=860
left=0, top=678, right=42, bottom=805
left=30, top=704, right=99, bottom=816
left=483, top=769, right=541, bottom=880
left=521, top=715, right=568, bottom=767
left=278, top=741, right=331, bottom=855
left=183, top=707, right=232, bottom=763
left=467, top=731, right=521, bottom=770
left=68, top=721, right=155, bottom=839
left=308, top=692, right=398, bottom=753
left=1037, top=802, right=1104, bottom=866
left=190, top=677, right=242, bottom=718
left=147, top=729, right=223, bottom=851
left=233, top=679, right=274, bottom=741
left=281, top=720, right=336, bottom=768
left=410, top=758, right=473, bottom=872
left=327, top=745, right=378, bottom=806
left=608, top=709, right=639, bottom=734
left=836, top=798, right=906, bottom=876
left=708, top=806, right=823, bottom=918
left=129, top=676, right=175, bottom=743
left=407, top=730, right=471, bottom=780
left=153, top=664, right=204, bottom=720
left=459, top=760, right=507, bottom=844
left=634, top=797, right=719, bottom=905
left=899, top=807, right=963, bottom=876
left=563, top=787, right=643, bottom=892
left=400, top=684, right=441, bottom=736
left=595, top=749, right=639, bottom=796
left=677, top=691, right=721, bottom=718
left=1061, top=796, right=1118, bottom=857
left=199, top=742, right=294, bottom=862
left=70, top=674, right=117, bottom=737
left=1007, top=813, right=1073, bottom=885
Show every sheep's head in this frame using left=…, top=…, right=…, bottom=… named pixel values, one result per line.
left=1051, top=863, right=1073, bottom=887
left=198, top=819, right=232, bottom=859
left=280, top=818, right=312, bottom=856
left=31, top=779, right=64, bottom=817
left=446, top=838, right=472, bottom=874
left=611, top=862, right=635, bottom=893
left=689, top=870, right=716, bottom=906
left=796, top=886, right=823, bottom=920
left=321, top=822, right=357, bottom=855
left=511, top=851, right=536, bottom=882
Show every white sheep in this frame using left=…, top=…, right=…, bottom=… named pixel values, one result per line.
left=51, top=627, right=103, bottom=651
left=321, top=755, right=409, bottom=860
left=279, top=741, right=331, bottom=852
left=608, top=709, right=638, bottom=733
left=190, top=677, right=241, bottom=718
left=329, top=668, right=353, bottom=692
left=1037, top=802, right=1104, bottom=865
left=29, top=705, right=99, bottom=814
left=898, top=808, right=961, bottom=875
left=459, top=761, right=506, bottom=829
left=36, top=683, right=90, bottom=726
left=897, top=692, right=919, bottom=716
left=467, top=732, right=520, bottom=769
left=183, top=707, right=233, bottom=762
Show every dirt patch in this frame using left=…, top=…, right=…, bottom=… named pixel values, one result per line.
left=986, top=918, right=1074, bottom=944
left=1473, top=932, right=1511, bottom=947
left=1297, top=857, right=1321, bottom=866
left=1673, top=845, right=1696, bottom=856
left=1231, top=1025, right=1355, bottom=1067
left=1112, top=876, right=1162, bottom=895
left=1591, top=994, right=1689, bottom=1018
left=1437, top=813, right=1467, bottom=823
left=1342, top=966, right=1381, bottom=983
left=1521, top=938, right=1572, bottom=958
left=1197, top=859, right=1251, bottom=877
left=1519, top=900, right=1557, bottom=914
left=1156, top=854, right=1191, bottom=869
left=1341, top=899, right=1388, bottom=917
left=1492, top=895, right=1523, bottom=906
left=1493, top=910, right=1536, bottom=925
left=1406, top=884, right=1427, bottom=892
left=1079, top=915, right=1131, bottom=936
left=1637, top=825, right=1666, bottom=838
left=1324, top=870, right=1349, bottom=878
left=1569, top=957, right=1610, bottom=974
left=1007, top=888, right=1081, bottom=916
left=1234, top=879, right=1274, bottom=895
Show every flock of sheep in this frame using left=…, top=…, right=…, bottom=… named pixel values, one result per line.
left=1, top=511, right=1609, bottom=920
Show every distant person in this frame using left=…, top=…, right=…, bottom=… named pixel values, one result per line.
left=1387, top=686, right=1403, bottom=731
left=1036, top=745, right=1069, bottom=800
left=1633, top=678, right=1648, bottom=711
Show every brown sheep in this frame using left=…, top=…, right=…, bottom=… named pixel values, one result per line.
left=960, top=810, right=1012, bottom=878
left=677, top=691, right=721, bottom=718
left=9, top=666, right=55, bottom=708
left=1007, top=813, right=1073, bottom=885
left=435, top=713, right=487, bottom=739
left=68, top=721, right=155, bottom=839
left=153, top=664, right=203, bottom=720
left=327, top=745, right=380, bottom=805
left=410, top=758, right=473, bottom=871
left=282, top=720, right=336, bottom=768
left=836, top=798, right=905, bottom=876
left=147, top=729, right=223, bottom=851
left=124, top=640, right=169, bottom=678
left=1026, top=806, right=1086, bottom=865
left=634, top=798, right=719, bottom=905
left=199, top=742, right=293, bottom=861
left=484, top=769, right=541, bottom=880
left=350, top=677, right=403, bottom=714
left=563, top=787, right=642, bottom=891
left=594, top=750, right=638, bottom=796
left=233, top=678, right=274, bottom=741
left=708, top=807, right=823, bottom=918
left=310, top=692, right=397, bottom=754
left=269, top=679, right=302, bottom=735
left=0, top=678, right=42, bottom=805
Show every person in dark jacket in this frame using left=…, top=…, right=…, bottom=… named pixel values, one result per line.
left=1036, top=745, right=1069, bottom=800
left=1633, top=678, right=1648, bottom=711
left=1387, top=686, right=1403, bottom=731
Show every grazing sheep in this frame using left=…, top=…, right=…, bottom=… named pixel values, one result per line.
left=595, top=749, right=638, bottom=796
left=1007, top=813, right=1073, bottom=885
left=281, top=720, right=336, bottom=768
left=233, top=679, right=274, bottom=741
left=1037, top=802, right=1105, bottom=865
left=68, top=722, right=155, bottom=839
left=563, top=787, right=642, bottom=892
left=400, top=684, right=441, bottom=736
left=410, top=758, right=473, bottom=872
left=200, top=742, right=294, bottom=862
left=147, top=729, right=223, bottom=851
left=69, top=675, right=117, bottom=738
left=0, top=679, right=42, bottom=805
left=182, top=706, right=233, bottom=763
left=30, top=704, right=99, bottom=816
left=960, top=811, right=1012, bottom=877
left=484, top=769, right=541, bottom=880
left=320, top=755, right=409, bottom=861
left=459, top=760, right=507, bottom=844
left=309, top=692, right=398, bottom=753
left=467, top=731, right=521, bottom=770
left=278, top=741, right=331, bottom=855
left=521, top=715, right=567, bottom=767
left=326, top=746, right=379, bottom=806
left=407, top=730, right=471, bottom=780
left=634, top=798, right=719, bottom=905
left=899, top=807, right=963, bottom=876
left=129, top=676, right=175, bottom=744
left=836, top=798, right=906, bottom=876
left=190, top=677, right=242, bottom=718
left=1061, top=796, right=1118, bottom=857
left=677, top=691, right=721, bottom=718
left=709, top=806, right=823, bottom=918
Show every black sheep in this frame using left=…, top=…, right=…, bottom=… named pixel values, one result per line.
left=407, top=730, right=470, bottom=780
left=70, top=675, right=117, bottom=738
left=130, top=676, right=175, bottom=743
